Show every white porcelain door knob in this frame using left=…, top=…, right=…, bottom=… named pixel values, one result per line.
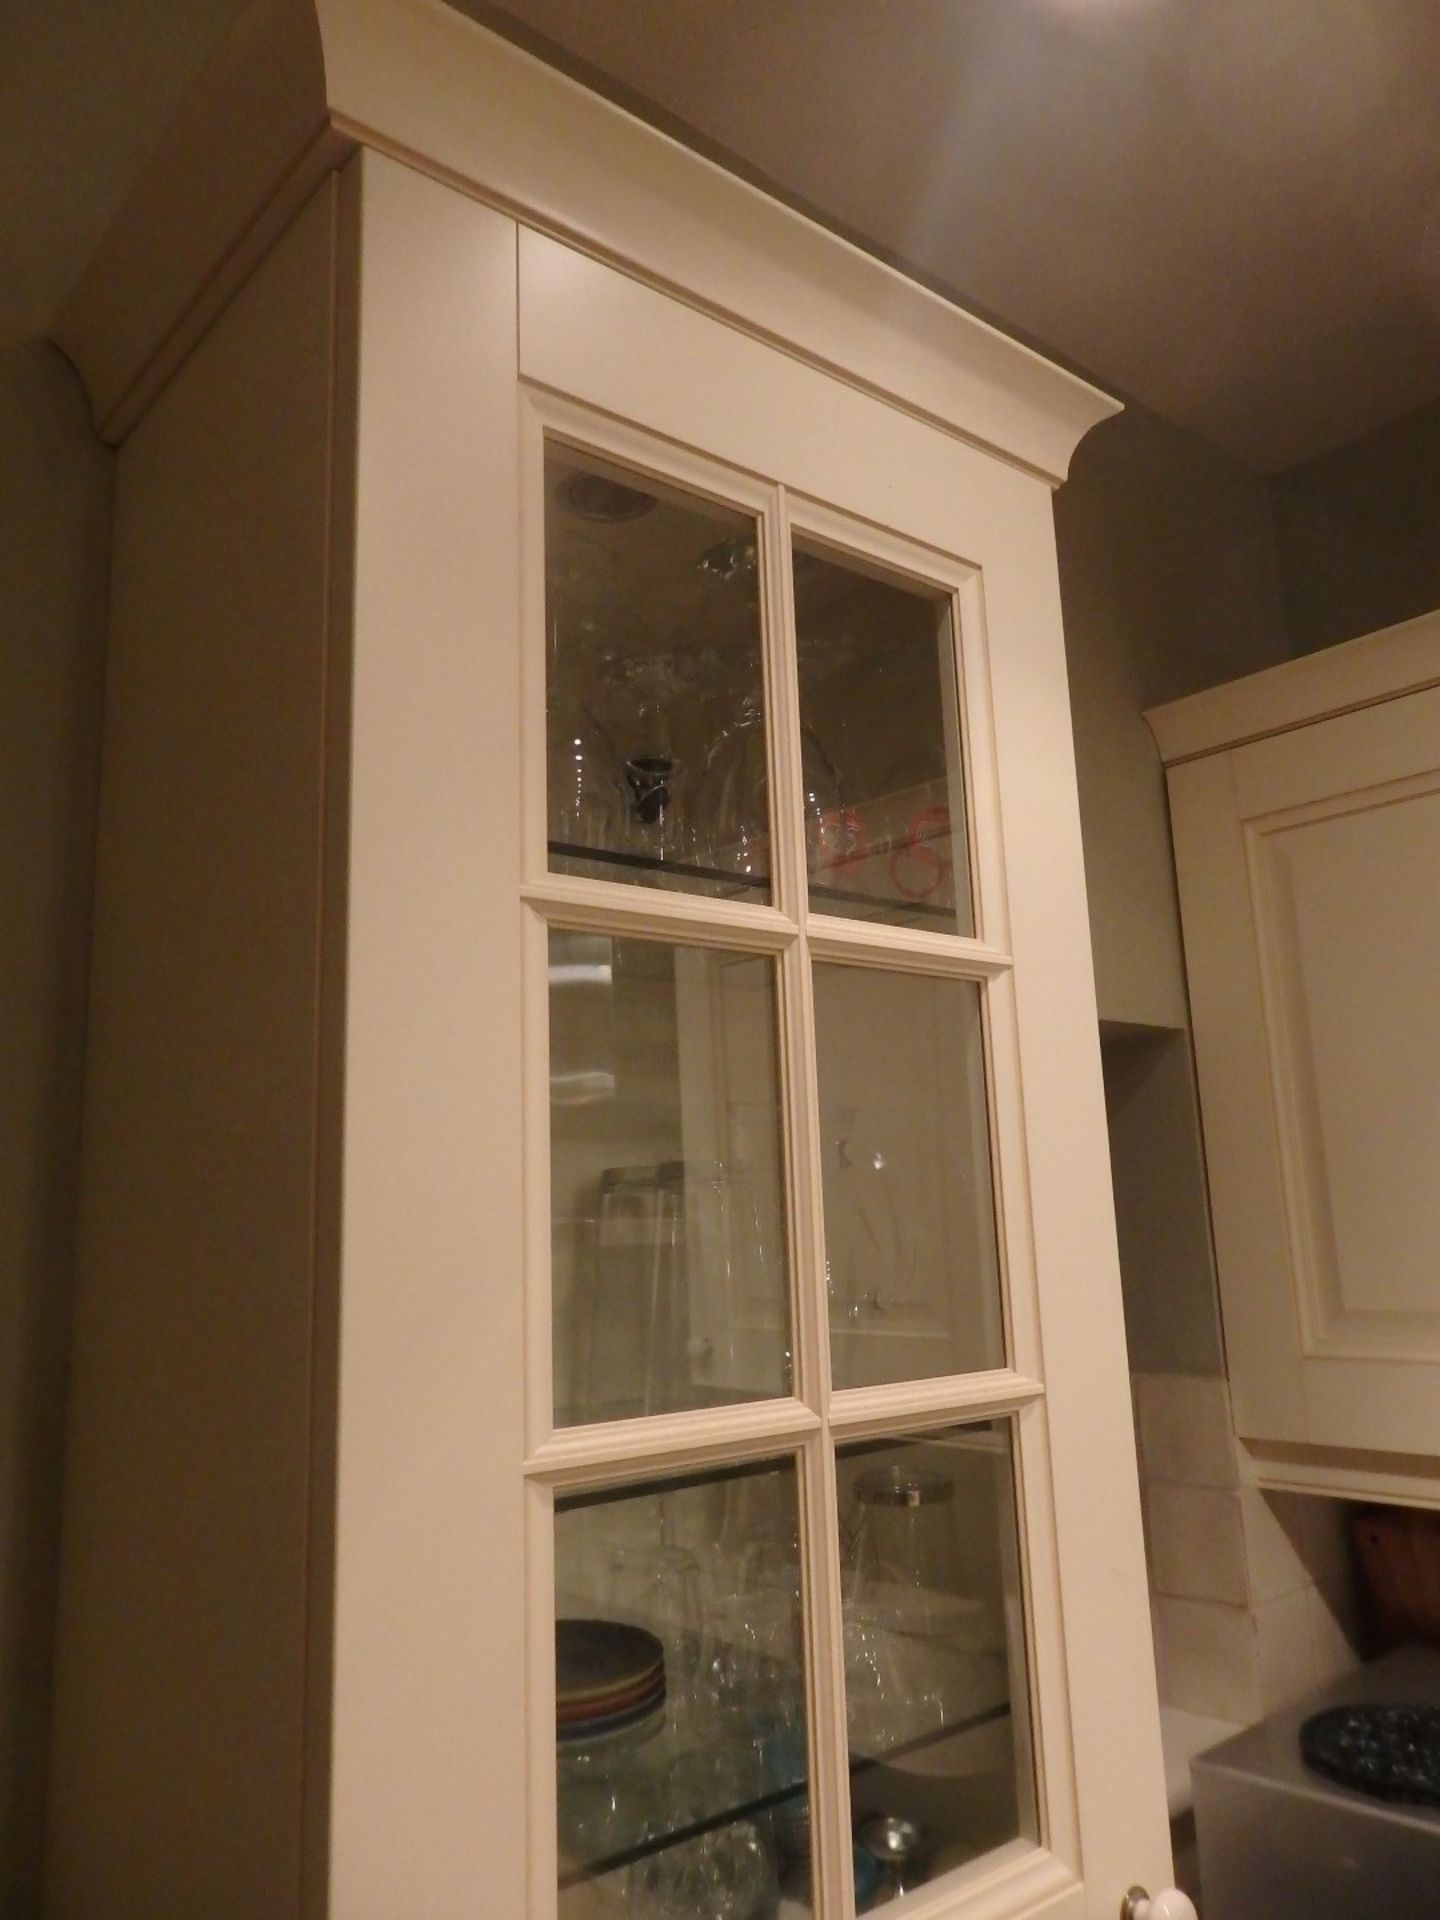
left=1122, top=1888, right=1199, bottom=1920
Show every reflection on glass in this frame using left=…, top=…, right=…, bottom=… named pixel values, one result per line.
left=545, top=443, right=773, bottom=900
left=839, top=1423, right=1036, bottom=1904
left=792, top=539, right=974, bottom=933
left=812, top=964, right=1003, bottom=1390
left=555, top=1459, right=811, bottom=1917
left=550, top=929, right=792, bottom=1428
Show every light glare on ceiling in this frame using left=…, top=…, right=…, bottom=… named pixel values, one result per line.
left=1028, top=0, right=1158, bottom=16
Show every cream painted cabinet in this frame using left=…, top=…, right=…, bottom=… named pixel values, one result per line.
left=45, top=5, right=1171, bottom=1918
left=1151, top=611, right=1440, bottom=1507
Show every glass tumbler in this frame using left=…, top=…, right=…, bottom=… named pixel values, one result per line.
left=547, top=686, right=624, bottom=852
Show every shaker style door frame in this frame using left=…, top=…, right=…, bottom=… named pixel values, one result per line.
left=324, top=166, right=1164, bottom=1919
left=332, top=148, right=1165, bottom=1918
left=516, top=390, right=1072, bottom=1920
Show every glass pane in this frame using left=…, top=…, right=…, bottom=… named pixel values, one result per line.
left=793, top=539, right=974, bottom=934
left=555, top=1459, right=812, bottom=1917
left=550, top=928, right=792, bottom=1427
left=813, top=964, right=1003, bottom=1390
left=839, top=1423, right=1036, bottom=1904
left=546, top=443, right=774, bottom=902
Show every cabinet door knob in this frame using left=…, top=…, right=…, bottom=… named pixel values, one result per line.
left=1121, top=1887, right=1198, bottom=1920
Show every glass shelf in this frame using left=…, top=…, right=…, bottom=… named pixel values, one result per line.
left=548, top=839, right=771, bottom=899
left=547, top=842, right=958, bottom=926
left=558, top=1688, right=1014, bottom=1892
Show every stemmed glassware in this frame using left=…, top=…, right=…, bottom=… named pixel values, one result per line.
left=698, top=693, right=847, bottom=885
left=829, top=1107, right=921, bottom=1325
left=548, top=611, right=855, bottom=901
left=604, top=650, right=701, bottom=870
left=634, top=1796, right=779, bottom=1920
left=556, top=1735, right=660, bottom=1908
left=606, top=1521, right=705, bottom=1708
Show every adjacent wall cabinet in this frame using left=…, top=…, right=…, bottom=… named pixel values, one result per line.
left=46, top=4, right=1172, bottom=1917
left=1150, top=611, right=1440, bottom=1511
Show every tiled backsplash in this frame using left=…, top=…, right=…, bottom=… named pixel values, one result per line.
left=1134, top=1372, right=1360, bottom=1723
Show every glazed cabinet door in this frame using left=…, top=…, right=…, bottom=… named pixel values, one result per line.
left=331, top=151, right=1166, bottom=1920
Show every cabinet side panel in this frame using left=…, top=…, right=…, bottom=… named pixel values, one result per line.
left=327, top=153, right=525, bottom=1915
left=1166, top=753, right=1308, bottom=1444
left=44, top=181, right=340, bottom=1919
left=983, top=481, right=1173, bottom=1902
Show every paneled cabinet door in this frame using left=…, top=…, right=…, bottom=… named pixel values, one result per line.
left=339, top=153, right=1165, bottom=1920
left=1168, top=682, right=1440, bottom=1461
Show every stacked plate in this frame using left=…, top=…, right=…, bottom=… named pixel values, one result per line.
left=557, top=1618, right=666, bottom=1745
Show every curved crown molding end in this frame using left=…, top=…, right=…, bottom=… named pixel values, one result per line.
left=57, top=0, right=1119, bottom=476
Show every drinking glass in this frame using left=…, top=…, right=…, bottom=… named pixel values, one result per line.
left=812, top=964, right=1004, bottom=1392
left=549, top=933, right=793, bottom=1429
left=555, top=1460, right=808, bottom=1917
left=791, top=536, right=974, bottom=932
left=634, top=1817, right=779, bottom=1920
left=607, top=1536, right=705, bottom=1698
left=699, top=694, right=844, bottom=885
left=544, top=441, right=773, bottom=902
left=839, top=1424, right=1038, bottom=1906
left=605, top=651, right=698, bottom=871
left=636, top=1745, right=779, bottom=1920
left=547, top=685, right=624, bottom=852
left=557, top=1736, right=660, bottom=1896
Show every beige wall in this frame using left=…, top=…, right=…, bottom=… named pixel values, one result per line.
left=1054, top=406, right=1290, bottom=1031
left=1102, top=1032, right=1223, bottom=1379
left=0, top=332, right=111, bottom=1917
left=1272, top=393, right=1440, bottom=656
left=43, top=183, right=339, bottom=1920
left=1054, top=405, right=1290, bottom=1379
left=1058, top=392, right=1440, bottom=1382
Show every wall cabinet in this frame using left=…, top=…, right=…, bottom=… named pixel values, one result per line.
left=45, top=4, right=1174, bottom=1916
left=1151, top=611, right=1440, bottom=1508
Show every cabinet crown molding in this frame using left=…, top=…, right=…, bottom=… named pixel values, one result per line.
left=56, top=0, right=1119, bottom=476
left=1146, top=605, right=1440, bottom=766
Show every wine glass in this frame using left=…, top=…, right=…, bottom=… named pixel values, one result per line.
left=607, top=1536, right=705, bottom=1703
left=697, top=696, right=843, bottom=887
left=634, top=1814, right=779, bottom=1920
left=556, top=1734, right=660, bottom=1904
left=603, top=651, right=703, bottom=871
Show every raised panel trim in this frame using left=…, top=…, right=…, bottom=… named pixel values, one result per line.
left=1244, top=773, right=1440, bottom=1366
left=1164, top=753, right=1310, bottom=1444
